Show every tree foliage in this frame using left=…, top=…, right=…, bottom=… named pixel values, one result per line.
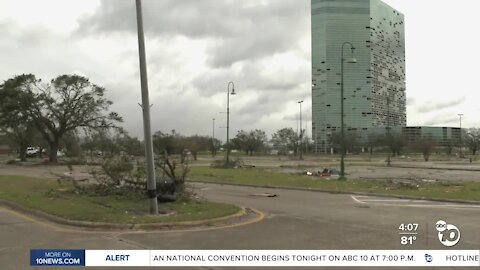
left=365, top=133, right=384, bottom=154
left=329, top=131, right=359, bottom=153
left=0, top=74, right=38, bottom=161
left=1, top=74, right=122, bottom=163
left=271, top=128, right=299, bottom=155
left=32, top=75, right=122, bottom=162
left=465, top=128, right=480, bottom=155
left=153, top=130, right=214, bottom=159
left=388, top=133, right=406, bottom=156
left=153, top=130, right=176, bottom=156
left=415, top=137, right=437, bottom=161
left=231, top=129, right=267, bottom=156
left=82, top=129, right=144, bottom=159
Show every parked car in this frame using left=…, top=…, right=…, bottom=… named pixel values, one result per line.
left=26, top=147, right=39, bottom=157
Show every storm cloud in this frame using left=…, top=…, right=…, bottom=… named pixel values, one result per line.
left=416, top=96, right=466, bottom=113
left=77, top=0, right=310, bottom=67
left=72, top=0, right=312, bottom=139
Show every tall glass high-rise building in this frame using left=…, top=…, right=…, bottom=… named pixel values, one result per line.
left=311, top=0, right=406, bottom=153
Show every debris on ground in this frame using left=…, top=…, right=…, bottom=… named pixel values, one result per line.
left=300, top=168, right=341, bottom=178
left=250, top=193, right=278, bottom=197
left=240, top=164, right=256, bottom=168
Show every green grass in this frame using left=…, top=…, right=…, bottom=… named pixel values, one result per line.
left=0, top=154, right=16, bottom=162
left=189, top=167, right=480, bottom=201
left=0, top=175, right=239, bottom=223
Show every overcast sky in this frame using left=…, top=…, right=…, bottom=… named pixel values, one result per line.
left=1, top=0, right=479, bottom=141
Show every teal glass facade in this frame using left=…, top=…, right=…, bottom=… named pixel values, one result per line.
left=312, top=0, right=406, bottom=153
left=362, top=126, right=461, bottom=148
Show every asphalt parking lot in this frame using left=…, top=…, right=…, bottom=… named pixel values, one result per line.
left=1, top=182, right=479, bottom=270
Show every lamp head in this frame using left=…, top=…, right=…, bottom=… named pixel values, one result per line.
left=230, top=88, right=236, bottom=95
left=346, top=46, right=357, bottom=63
left=346, top=57, right=357, bottom=63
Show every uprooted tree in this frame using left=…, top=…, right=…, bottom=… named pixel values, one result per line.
left=81, top=129, right=189, bottom=201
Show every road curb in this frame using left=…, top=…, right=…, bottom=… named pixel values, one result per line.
left=192, top=181, right=480, bottom=205
left=0, top=198, right=255, bottom=231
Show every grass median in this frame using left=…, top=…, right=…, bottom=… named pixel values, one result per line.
left=189, top=167, right=480, bottom=202
left=0, top=175, right=239, bottom=224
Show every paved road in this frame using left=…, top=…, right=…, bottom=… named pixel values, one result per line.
left=1, top=183, right=479, bottom=270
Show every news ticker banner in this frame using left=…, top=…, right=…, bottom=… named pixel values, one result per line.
left=30, top=250, right=480, bottom=267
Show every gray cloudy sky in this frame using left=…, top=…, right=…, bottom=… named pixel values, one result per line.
left=1, top=0, right=479, bottom=141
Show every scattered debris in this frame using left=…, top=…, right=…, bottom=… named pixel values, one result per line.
left=300, top=168, right=341, bottom=178
left=240, top=164, right=256, bottom=168
left=251, top=193, right=278, bottom=197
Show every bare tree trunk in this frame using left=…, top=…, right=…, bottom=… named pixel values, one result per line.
left=49, top=140, right=59, bottom=163
left=19, top=145, right=27, bottom=162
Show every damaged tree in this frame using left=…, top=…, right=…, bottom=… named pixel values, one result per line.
left=155, top=150, right=190, bottom=202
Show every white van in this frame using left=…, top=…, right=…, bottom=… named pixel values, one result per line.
left=26, top=147, right=39, bottom=157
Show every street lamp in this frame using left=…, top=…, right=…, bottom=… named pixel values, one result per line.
left=212, top=118, right=215, bottom=158
left=458, top=113, right=463, bottom=158
left=226, top=81, right=236, bottom=166
left=339, top=42, right=357, bottom=180
left=386, top=96, right=391, bottom=167
left=298, top=100, right=304, bottom=160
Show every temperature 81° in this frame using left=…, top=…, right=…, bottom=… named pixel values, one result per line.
left=398, top=223, right=418, bottom=245
left=400, top=235, right=417, bottom=245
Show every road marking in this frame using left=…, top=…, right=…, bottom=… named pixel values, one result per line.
left=350, top=196, right=480, bottom=210
left=359, top=199, right=426, bottom=203
left=350, top=196, right=367, bottom=204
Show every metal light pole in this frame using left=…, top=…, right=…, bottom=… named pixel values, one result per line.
left=339, top=42, right=357, bottom=180
left=298, top=100, right=304, bottom=160
left=458, top=113, right=463, bottom=157
left=387, top=96, right=391, bottom=167
left=212, top=118, right=216, bottom=158
left=305, top=112, right=308, bottom=154
left=225, top=81, right=236, bottom=166
left=135, top=0, right=157, bottom=214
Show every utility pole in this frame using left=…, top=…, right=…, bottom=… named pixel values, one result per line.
left=458, top=114, right=463, bottom=158
left=135, top=0, right=157, bottom=215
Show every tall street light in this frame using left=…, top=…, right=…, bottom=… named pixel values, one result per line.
left=212, top=118, right=216, bottom=158
left=226, top=81, right=236, bottom=166
left=298, top=100, right=304, bottom=160
left=339, top=42, right=357, bottom=180
left=135, top=0, right=157, bottom=214
left=386, top=96, right=391, bottom=167
left=458, top=113, right=463, bottom=157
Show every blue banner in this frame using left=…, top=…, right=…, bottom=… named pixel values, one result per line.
left=30, top=249, right=85, bottom=267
